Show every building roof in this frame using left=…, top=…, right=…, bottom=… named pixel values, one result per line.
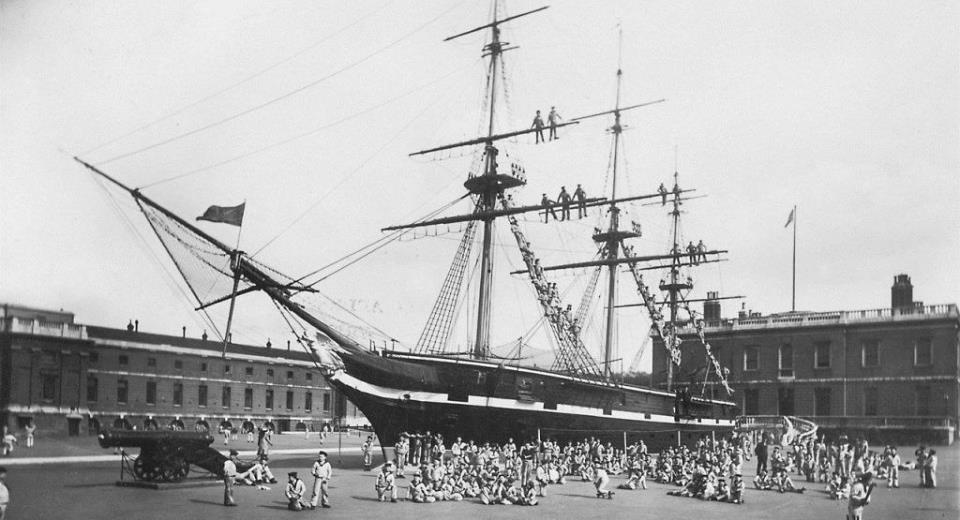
left=86, top=325, right=316, bottom=363
left=674, top=303, right=959, bottom=336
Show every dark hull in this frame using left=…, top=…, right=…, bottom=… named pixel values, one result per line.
left=322, top=346, right=737, bottom=450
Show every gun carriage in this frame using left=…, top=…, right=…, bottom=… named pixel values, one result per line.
left=98, top=429, right=249, bottom=483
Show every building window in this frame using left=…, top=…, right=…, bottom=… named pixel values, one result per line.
left=224, top=364, right=232, bottom=375
left=914, top=339, right=932, bottom=366
left=117, top=379, right=129, bottom=405
left=147, top=357, right=157, bottom=368
left=861, top=340, right=879, bottom=367
left=221, top=386, right=231, bottom=408
left=198, top=384, right=208, bottom=407
left=89, top=351, right=99, bottom=363
left=200, top=362, right=208, bottom=372
left=265, top=389, right=274, bottom=410
left=916, top=386, right=931, bottom=415
left=286, top=370, right=294, bottom=381
left=286, top=391, right=294, bottom=410
left=119, top=355, right=128, bottom=366
left=245, top=366, right=254, bottom=376
left=266, top=368, right=274, bottom=377
left=814, top=387, right=831, bottom=416
left=743, top=388, right=759, bottom=415
left=173, top=383, right=183, bottom=406
left=86, top=376, right=98, bottom=402
left=777, top=387, right=794, bottom=416
left=146, top=381, right=157, bottom=405
left=743, top=346, right=759, bottom=371
left=244, top=388, right=253, bottom=409
left=814, top=342, right=830, bottom=369
left=322, top=392, right=331, bottom=411
left=40, top=373, right=58, bottom=401
left=305, top=392, right=313, bottom=412
left=174, top=360, right=183, bottom=370
left=778, top=344, right=794, bottom=378
left=306, top=373, right=313, bottom=381
left=864, top=387, right=878, bottom=416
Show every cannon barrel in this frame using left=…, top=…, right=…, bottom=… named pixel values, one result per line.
left=97, top=429, right=214, bottom=449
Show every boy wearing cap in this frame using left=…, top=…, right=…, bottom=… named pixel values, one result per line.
left=362, top=435, right=374, bottom=471
left=310, top=451, right=332, bottom=509
left=285, top=471, right=306, bottom=510
left=848, top=472, right=876, bottom=520
left=730, top=473, right=745, bottom=504
left=376, top=461, right=398, bottom=502
left=223, top=449, right=239, bottom=506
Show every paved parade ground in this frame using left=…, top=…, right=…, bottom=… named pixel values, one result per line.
left=3, top=435, right=958, bottom=520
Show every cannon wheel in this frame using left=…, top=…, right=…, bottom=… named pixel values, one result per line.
left=160, top=455, right=190, bottom=482
left=133, top=455, right=163, bottom=482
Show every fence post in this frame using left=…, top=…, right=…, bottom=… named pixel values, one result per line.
left=537, top=428, right=541, bottom=444
left=623, top=431, right=627, bottom=453
left=676, top=430, right=681, bottom=447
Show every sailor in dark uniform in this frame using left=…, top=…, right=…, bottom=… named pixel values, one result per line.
left=541, top=194, right=558, bottom=222
left=574, top=184, right=587, bottom=218
left=557, top=186, right=572, bottom=221
left=532, top=110, right=545, bottom=143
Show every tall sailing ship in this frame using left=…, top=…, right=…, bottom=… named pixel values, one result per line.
left=77, top=3, right=738, bottom=447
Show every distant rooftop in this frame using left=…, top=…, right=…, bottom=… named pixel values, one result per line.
left=1, top=302, right=311, bottom=362
left=685, top=303, right=958, bottom=334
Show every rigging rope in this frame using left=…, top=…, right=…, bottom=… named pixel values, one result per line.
left=96, top=2, right=465, bottom=166
left=140, top=61, right=473, bottom=191
left=90, top=175, right=223, bottom=340
left=80, top=0, right=397, bottom=157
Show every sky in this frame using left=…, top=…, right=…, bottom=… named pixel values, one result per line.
left=2, top=0, right=958, bottom=372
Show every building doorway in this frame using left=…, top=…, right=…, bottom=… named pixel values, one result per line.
left=67, top=418, right=80, bottom=437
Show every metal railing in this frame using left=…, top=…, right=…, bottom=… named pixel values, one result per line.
left=685, top=303, right=958, bottom=333
left=2, top=317, right=87, bottom=339
left=800, top=415, right=956, bottom=429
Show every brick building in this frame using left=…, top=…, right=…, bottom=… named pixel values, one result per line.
left=0, top=303, right=366, bottom=437
left=653, top=275, right=959, bottom=443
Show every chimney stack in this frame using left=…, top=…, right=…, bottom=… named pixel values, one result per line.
left=891, top=274, right=913, bottom=310
left=703, top=291, right=721, bottom=324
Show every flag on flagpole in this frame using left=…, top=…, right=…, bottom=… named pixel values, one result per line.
left=784, top=207, right=795, bottom=228
left=196, top=203, right=245, bottom=227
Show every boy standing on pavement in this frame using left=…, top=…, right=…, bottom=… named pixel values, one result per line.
left=310, top=450, right=332, bottom=509
left=223, top=449, right=239, bottom=506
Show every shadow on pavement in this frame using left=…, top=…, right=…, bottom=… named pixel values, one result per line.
left=188, top=498, right=226, bottom=507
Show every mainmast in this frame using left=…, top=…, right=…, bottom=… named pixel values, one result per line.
left=473, top=3, right=502, bottom=360
left=439, top=4, right=549, bottom=359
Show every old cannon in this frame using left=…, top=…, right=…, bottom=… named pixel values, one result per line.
left=98, top=429, right=245, bottom=483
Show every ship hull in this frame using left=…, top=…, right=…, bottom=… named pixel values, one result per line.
left=322, top=347, right=737, bottom=451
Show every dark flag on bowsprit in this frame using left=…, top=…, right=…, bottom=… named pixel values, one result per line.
left=196, top=203, right=245, bottom=227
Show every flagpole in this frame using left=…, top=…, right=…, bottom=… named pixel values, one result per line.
left=223, top=200, right=245, bottom=358
left=234, top=199, right=246, bottom=251
left=791, top=204, right=797, bottom=312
